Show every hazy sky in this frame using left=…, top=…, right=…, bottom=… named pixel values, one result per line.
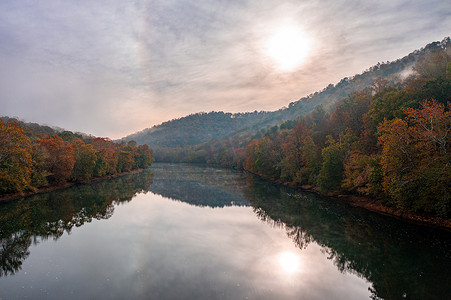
left=1, top=0, right=450, bottom=138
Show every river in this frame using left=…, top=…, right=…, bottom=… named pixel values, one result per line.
left=0, top=163, right=449, bottom=299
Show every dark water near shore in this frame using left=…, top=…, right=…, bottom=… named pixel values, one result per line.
left=0, top=163, right=449, bottom=299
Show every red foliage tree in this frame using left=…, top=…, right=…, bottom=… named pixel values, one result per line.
left=38, top=136, right=75, bottom=184
left=378, top=100, right=450, bottom=216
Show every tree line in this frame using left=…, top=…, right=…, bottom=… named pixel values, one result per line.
left=157, top=48, right=451, bottom=219
left=243, top=98, right=449, bottom=217
left=243, top=55, right=451, bottom=218
left=0, top=124, right=154, bottom=195
left=131, top=38, right=451, bottom=156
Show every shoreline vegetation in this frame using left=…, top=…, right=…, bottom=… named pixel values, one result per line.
left=279, top=179, right=451, bottom=231
left=0, top=119, right=155, bottom=202
left=1, top=39, right=450, bottom=231
left=150, top=44, right=451, bottom=230
left=240, top=168, right=451, bottom=230
left=0, top=168, right=146, bottom=203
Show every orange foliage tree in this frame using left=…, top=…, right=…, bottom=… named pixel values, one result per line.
left=378, top=100, right=450, bottom=216
left=280, top=123, right=310, bottom=183
left=92, top=138, right=119, bottom=176
left=0, top=120, right=34, bottom=193
left=38, top=136, right=75, bottom=184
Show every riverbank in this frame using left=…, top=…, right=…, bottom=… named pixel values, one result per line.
left=242, top=170, right=451, bottom=231
left=0, top=168, right=146, bottom=203
left=334, top=194, right=451, bottom=230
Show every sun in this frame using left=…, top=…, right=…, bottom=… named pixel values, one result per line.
left=265, top=24, right=311, bottom=71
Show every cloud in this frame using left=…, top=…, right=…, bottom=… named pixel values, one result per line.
left=0, top=0, right=450, bottom=138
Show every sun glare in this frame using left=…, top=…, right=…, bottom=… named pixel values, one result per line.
left=278, top=251, right=301, bottom=274
left=265, top=25, right=311, bottom=71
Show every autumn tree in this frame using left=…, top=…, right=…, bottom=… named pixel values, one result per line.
left=367, top=89, right=408, bottom=126
left=299, top=135, right=322, bottom=185
left=93, top=152, right=108, bottom=177
left=328, top=89, right=373, bottom=138
left=317, top=130, right=358, bottom=193
left=38, top=136, right=75, bottom=184
left=342, top=152, right=383, bottom=197
left=0, top=121, right=34, bottom=193
left=30, top=142, right=50, bottom=188
left=117, top=142, right=137, bottom=173
left=244, top=139, right=259, bottom=173
left=244, top=134, right=283, bottom=180
left=361, top=88, right=411, bottom=152
left=378, top=100, right=450, bottom=216
left=117, top=151, right=133, bottom=173
left=317, top=136, right=346, bottom=193
left=92, top=138, right=119, bottom=175
left=72, top=140, right=97, bottom=182
left=280, top=123, right=309, bottom=183
left=134, top=144, right=154, bottom=169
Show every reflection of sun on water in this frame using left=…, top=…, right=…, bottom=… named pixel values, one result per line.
left=265, top=24, right=311, bottom=71
left=278, top=251, right=301, bottom=274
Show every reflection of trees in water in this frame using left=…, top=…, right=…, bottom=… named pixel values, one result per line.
left=0, top=231, right=31, bottom=277
left=149, top=164, right=249, bottom=207
left=253, top=207, right=312, bottom=250
left=244, top=175, right=451, bottom=300
left=286, top=226, right=313, bottom=250
left=1, top=164, right=449, bottom=299
left=0, top=170, right=154, bottom=277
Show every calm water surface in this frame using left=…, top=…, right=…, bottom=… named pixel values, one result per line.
left=0, top=163, right=450, bottom=299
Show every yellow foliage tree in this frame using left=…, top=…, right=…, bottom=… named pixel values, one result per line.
left=0, top=120, right=34, bottom=193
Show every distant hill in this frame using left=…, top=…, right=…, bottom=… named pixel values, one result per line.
left=121, top=111, right=270, bottom=148
left=122, top=38, right=450, bottom=153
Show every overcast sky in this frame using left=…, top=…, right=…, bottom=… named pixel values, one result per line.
left=1, top=0, right=450, bottom=139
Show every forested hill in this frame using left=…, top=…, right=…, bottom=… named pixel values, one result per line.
left=135, top=36, right=451, bottom=224
left=1, top=116, right=64, bottom=138
left=0, top=116, right=92, bottom=141
left=121, top=111, right=270, bottom=148
left=0, top=117, right=154, bottom=197
left=253, top=38, right=450, bottom=125
left=122, top=38, right=451, bottom=151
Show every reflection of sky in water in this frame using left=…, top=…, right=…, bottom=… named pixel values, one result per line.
left=1, top=192, right=371, bottom=299
left=147, top=164, right=250, bottom=208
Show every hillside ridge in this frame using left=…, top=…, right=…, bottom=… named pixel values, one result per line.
left=121, top=38, right=451, bottom=150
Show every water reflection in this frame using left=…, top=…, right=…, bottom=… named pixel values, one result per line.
left=145, top=164, right=451, bottom=299
left=278, top=251, right=301, bottom=274
left=0, top=170, right=154, bottom=277
left=243, top=176, right=451, bottom=300
left=0, top=164, right=449, bottom=300
left=148, top=164, right=249, bottom=207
